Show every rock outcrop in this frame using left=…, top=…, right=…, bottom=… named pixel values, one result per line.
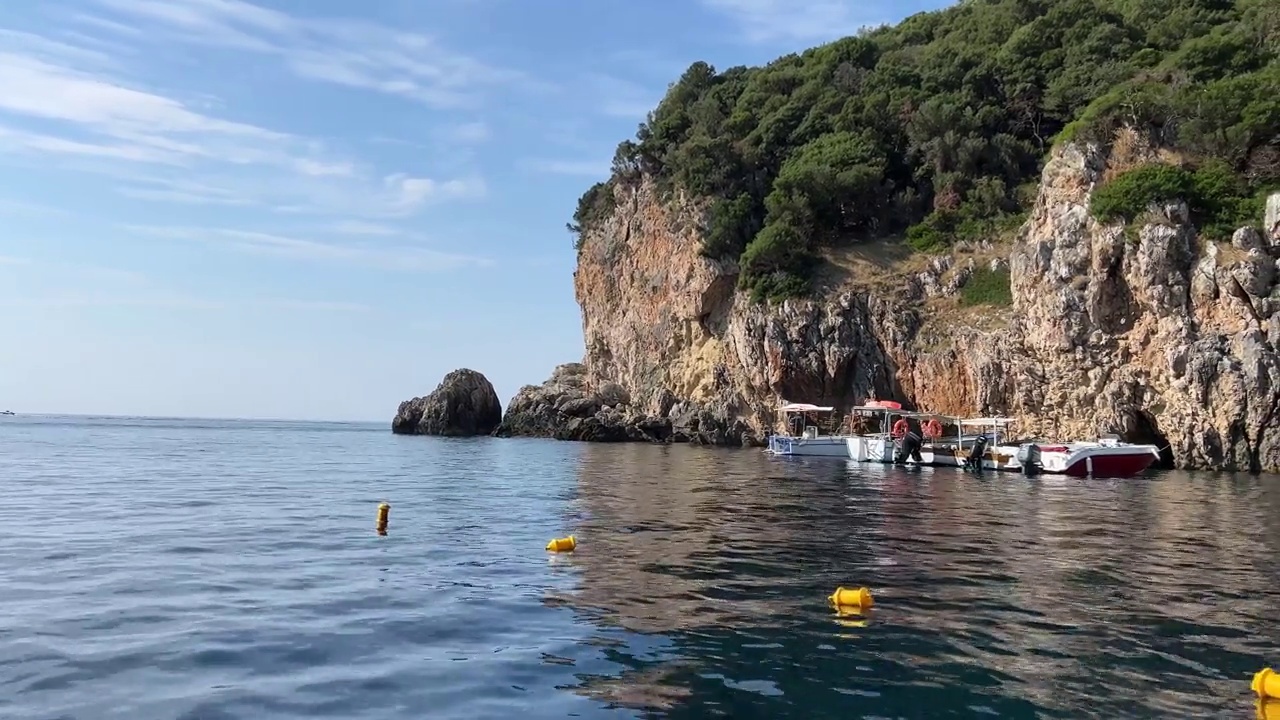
left=494, top=363, right=759, bottom=445
left=392, top=368, right=503, bottom=437
left=551, top=133, right=1280, bottom=472
left=1268, top=193, right=1280, bottom=243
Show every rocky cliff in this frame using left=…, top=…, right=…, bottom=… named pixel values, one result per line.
left=528, top=137, right=1280, bottom=472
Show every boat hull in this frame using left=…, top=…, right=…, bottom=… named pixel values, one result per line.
left=921, top=444, right=1020, bottom=471
left=766, top=435, right=852, bottom=457
left=844, top=435, right=895, bottom=463
left=1038, top=445, right=1159, bottom=477
left=920, top=443, right=1158, bottom=478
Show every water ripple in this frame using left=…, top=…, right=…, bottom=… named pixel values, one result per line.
left=1, top=417, right=1279, bottom=718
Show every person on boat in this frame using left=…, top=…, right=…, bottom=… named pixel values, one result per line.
left=964, top=434, right=989, bottom=473
left=894, top=420, right=924, bottom=465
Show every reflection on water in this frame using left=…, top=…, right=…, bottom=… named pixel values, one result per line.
left=4, top=416, right=1279, bottom=719
left=557, top=444, right=1280, bottom=718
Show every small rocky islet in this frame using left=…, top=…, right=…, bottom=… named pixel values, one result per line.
left=393, top=0, right=1280, bottom=472
left=391, top=363, right=760, bottom=446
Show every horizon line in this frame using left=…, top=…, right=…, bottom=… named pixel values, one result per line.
left=2, top=412, right=388, bottom=424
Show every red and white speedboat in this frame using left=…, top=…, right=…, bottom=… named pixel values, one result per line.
left=1005, top=435, right=1162, bottom=478
left=924, top=418, right=1162, bottom=478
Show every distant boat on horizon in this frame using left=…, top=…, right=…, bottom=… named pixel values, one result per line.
left=0, top=410, right=14, bottom=416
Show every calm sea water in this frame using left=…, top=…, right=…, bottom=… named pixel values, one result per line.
left=1, top=415, right=1278, bottom=719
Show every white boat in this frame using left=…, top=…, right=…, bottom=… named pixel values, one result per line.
left=765, top=402, right=856, bottom=457
left=924, top=417, right=1161, bottom=478
left=843, top=400, right=911, bottom=463
left=919, top=416, right=1016, bottom=468
left=1005, top=435, right=1162, bottom=477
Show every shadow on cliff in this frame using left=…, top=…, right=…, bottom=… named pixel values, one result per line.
left=1129, top=410, right=1176, bottom=470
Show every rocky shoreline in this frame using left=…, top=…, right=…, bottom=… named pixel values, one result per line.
left=392, top=363, right=761, bottom=446
left=493, top=363, right=761, bottom=446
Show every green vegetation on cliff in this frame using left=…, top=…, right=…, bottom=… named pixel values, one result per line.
left=1090, top=160, right=1265, bottom=238
left=573, top=0, right=1280, bottom=302
left=960, top=266, right=1014, bottom=307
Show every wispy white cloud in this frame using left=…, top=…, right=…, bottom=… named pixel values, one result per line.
left=294, top=159, right=355, bottom=177
left=64, top=12, right=146, bottom=39
left=108, top=169, right=481, bottom=217
left=330, top=221, right=401, bottom=236
left=0, top=19, right=487, bottom=219
left=0, top=198, right=67, bottom=216
left=700, top=0, right=888, bottom=43
left=0, top=292, right=225, bottom=310
left=449, top=121, right=490, bottom=144
left=114, top=179, right=258, bottom=206
left=382, top=173, right=486, bottom=214
left=78, top=0, right=531, bottom=108
left=0, top=255, right=148, bottom=283
left=584, top=73, right=658, bottom=119
left=0, top=254, right=369, bottom=310
left=0, top=292, right=372, bottom=311
left=264, top=299, right=370, bottom=312
left=0, top=28, right=121, bottom=69
left=524, top=158, right=608, bottom=177
left=126, top=224, right=494, bottom=272
left=367, top=136, right=431, bottom=151
left=606, top=49, right=698, bottom=82
left=0, top=51, right=283, bottom=148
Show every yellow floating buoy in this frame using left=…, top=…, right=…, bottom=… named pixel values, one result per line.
left=1259, top=698, right=1280, bottom=720
left=1255, top=668, right=1280, bottom=700
left=376, top=502, right=390, bottom=534
left=828, top=586, right=874, bottom=609
left=546, top=535, right=576, bottom=552
left=833, top=603, right=865, bottom=618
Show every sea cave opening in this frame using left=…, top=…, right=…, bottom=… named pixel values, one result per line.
left=1130, top=410, right=1176, bottom=469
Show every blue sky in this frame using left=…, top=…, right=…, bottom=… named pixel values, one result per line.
left=0, top=0, right=947, bottom=421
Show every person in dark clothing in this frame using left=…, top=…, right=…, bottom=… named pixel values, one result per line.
left=964, top=434, right=989, bottom=473
left=894, top=429, right=923, bottom=465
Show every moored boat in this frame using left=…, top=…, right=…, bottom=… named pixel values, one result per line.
left=765, top=402, right=853, bottom=458
left=916, top=416, right=1160, bottom=478
left=1007, top=435, right=1162, bottom=477
left=843, top=400, right=928, bottom=464
left=919, top=416, right=1016, bottom=468
left=934, top=418, right=1160, bottom=478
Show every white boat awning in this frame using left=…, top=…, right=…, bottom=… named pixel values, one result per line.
left=779, top=403, right=835, bottom=412
left=959, top=417, right=1016, bottom=426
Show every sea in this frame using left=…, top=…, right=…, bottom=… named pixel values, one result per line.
left=1, top=415, right=1278, bottom=719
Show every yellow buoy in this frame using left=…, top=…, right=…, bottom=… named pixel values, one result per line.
left=376, top=502, right=390, bottom=534
left=828, top=586, right=874, bottom=609
left=1259, top=698, right=1280, bottom=720
left=1255, top=668, right=1280, bottom=700
left=546, top=535, right=576, bottom=552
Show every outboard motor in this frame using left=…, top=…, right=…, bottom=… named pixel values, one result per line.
left=1015, top=443, right=1042, bottom=476
left=894, top=430, right=923, bottom=465
left=966, top=434, right=989, bottom=473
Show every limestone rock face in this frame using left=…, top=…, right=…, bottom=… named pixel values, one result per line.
left=552, top=141, right=1280, bottom=471
left=494, top=363, right=759, bottom=445
left=1265, top=193, right=1280, bottom=244
left=392, top=368, right=502, bottom=437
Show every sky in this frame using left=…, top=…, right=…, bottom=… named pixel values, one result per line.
left=0, top=0, right=948, bottom=422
